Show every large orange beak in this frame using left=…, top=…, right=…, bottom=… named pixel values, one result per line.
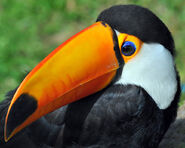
left=4, top=22, right=123, bottom=141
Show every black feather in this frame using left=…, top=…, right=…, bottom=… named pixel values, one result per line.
left=97, top=5, right=175, bottom=55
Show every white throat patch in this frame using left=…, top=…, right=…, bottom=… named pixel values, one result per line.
left=116, top=43, right=177, bottom=109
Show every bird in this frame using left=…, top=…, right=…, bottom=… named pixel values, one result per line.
left=0, top=4, right=181, bottom=148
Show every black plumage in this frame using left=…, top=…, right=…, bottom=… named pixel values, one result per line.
left=97, top=5, right=175, bottom=55
left=0, top=88, right=60, bottom=148
left=0, top=4, right=181, bottom=148
left=0, top=80, right=180, bottom=147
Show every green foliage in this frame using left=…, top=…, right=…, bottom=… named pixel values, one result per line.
left=0, top=0, right=185, bottom=104
left=179, top=92, right=185, bottom=106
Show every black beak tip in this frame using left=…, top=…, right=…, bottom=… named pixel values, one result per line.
left=5, top=93, right=38, bottom=141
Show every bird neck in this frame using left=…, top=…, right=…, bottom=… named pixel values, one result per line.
left=116, top=43, right=177, bottom=109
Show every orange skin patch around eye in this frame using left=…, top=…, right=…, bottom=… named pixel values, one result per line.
left=117, top=33, right=143, bottom=63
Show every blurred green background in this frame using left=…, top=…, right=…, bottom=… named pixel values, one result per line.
left=0, top=0, right=185, bottom=104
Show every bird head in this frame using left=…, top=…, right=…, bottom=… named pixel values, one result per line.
left=4, top=5, right=177, bottom=141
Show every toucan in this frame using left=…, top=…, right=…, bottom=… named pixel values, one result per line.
left=0, top=4, right=181, bottom=148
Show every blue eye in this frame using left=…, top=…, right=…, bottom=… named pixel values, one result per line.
left=121, top=41, right=136, bottom=56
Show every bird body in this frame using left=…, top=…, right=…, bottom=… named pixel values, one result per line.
left=0, top=5, right=181, bottom=148
left=0, top=83, right=180, bottom=148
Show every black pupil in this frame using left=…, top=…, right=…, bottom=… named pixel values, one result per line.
left=122, top=45, right=135, bottom=56
left=123, top=45, right=132, bottom=53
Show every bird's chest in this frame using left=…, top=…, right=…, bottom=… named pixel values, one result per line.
left=62, top=85, right=164, bottom=148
